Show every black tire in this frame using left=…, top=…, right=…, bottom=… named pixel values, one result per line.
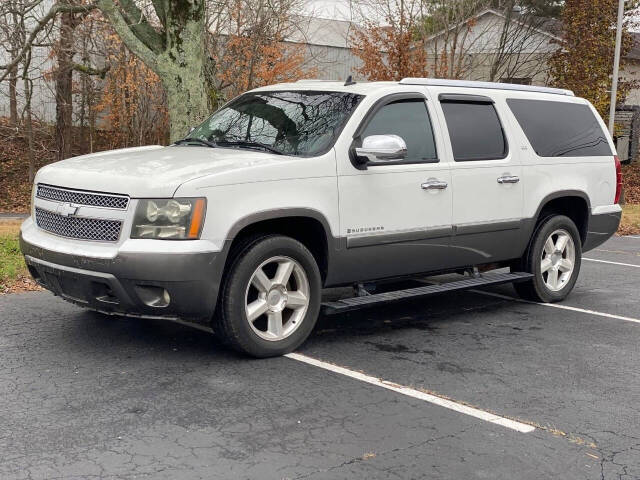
left=214, top=235, right=321, bottom=358
left=512, top=215, right=582, bottom=303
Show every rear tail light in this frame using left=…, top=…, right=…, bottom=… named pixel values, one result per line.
left=614, top=155, right=622, bottom=204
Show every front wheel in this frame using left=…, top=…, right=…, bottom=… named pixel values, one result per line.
left=513, top=215, right=582, bottom=303
left=214, top=235, right=321, bottom=357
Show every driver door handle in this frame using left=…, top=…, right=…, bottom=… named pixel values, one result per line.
left=497, top=175, right=520, bottom=184
left=421, top=180, right=448, bottom=190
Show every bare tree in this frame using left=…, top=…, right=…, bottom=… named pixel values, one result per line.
left=49, top=1, right=107, bottom=160
left=485, top=3, right=558, bottom=83
left=0, top=2, right=22, bottom=126
left=417, top=0, right=496, bottom=79
left=0, top=1, right=94, bottom=83
left=0, top=0, right=56, bottom=181
left=54, top=2, right=81, bottom=161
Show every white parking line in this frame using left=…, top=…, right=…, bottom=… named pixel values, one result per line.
left=584, top=257, right=640, bottom=268
left=285, top=352, right=535, bottom=433
left=471, top=289, right=640, bottom=325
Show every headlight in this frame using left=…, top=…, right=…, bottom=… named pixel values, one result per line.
left=132, top=198, right=206, bottom=239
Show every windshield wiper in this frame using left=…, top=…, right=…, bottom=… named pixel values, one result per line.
left=217, top=140, right=284, bottom=155
left=173, top=137, right=218, bottom=148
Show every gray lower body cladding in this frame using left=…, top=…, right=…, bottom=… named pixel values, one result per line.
left=19, top=209, right=620, bottom=321
left=20, top=233, right=226, bottom=322
left=326, top=211, right=621, bottom=286
left=583, top=210, right=622, bottom=251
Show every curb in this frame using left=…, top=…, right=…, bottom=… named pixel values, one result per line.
left=0, top=213, right=28, bottom=221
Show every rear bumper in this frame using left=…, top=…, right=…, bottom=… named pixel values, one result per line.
left=20, top=233, right=226, bottom=323
left=583, top=206, right=622, bottom=252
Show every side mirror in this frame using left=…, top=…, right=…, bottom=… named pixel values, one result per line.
left=355, top=135, right=408, bottom=164
left=188, top=126, right=196, bottom=135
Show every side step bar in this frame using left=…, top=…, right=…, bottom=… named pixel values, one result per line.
left=321, top=271, right=533, bottom=315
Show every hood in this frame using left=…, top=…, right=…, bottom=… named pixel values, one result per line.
left=35, top=145, right=290, bottom=197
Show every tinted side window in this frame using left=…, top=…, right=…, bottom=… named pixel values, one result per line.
left=440, top=101, right=507, bottom=161
left=506, top=99, right=612, bottom=157
left=361, top=99, right=437, bottom=163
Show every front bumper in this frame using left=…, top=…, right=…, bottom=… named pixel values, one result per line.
left=20, top=232, right=226, bottom=323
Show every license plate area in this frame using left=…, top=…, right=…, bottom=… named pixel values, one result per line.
left=40, top=266, right=88, bottom=303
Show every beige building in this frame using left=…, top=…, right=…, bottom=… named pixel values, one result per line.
left=424, top=8, right=559, bottom=85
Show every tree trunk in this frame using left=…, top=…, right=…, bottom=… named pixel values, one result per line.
left=97, top=0, right=215, bottom=142
left=55, top=9, right=75, bottom=161
left=157, top=11, right=211, bottom=141
left=24, top=78, right=35, bottom=183
left=8, top=65, right=18, bottom=126
left=159, top=63, right=211, bottom=141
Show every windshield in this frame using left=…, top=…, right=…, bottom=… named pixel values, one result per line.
left=187, top=90, right=363, bottom=156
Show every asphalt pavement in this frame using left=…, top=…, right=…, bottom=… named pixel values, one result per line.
left=1, top=236, right=639, bottom=479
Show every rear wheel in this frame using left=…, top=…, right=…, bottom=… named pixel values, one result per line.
left=513, top=215, right=581, bottom=303
left=214, top=235, right=321, bottom=357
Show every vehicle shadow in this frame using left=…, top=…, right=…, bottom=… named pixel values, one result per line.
left=311, top=284, right=519, bottom=344
left=60, top=281, right=519, bottom=359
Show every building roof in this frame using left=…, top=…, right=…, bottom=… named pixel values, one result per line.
left=425, top=8, right=562, bottom=44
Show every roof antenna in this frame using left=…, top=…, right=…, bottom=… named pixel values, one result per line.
left=344, top=75, right=356, bottom=86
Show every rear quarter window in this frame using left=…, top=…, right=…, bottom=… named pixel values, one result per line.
left=506, top=99, right=612, bottom=157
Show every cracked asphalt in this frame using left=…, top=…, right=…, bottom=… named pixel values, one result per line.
left=1, top=236, right=639, bottom=479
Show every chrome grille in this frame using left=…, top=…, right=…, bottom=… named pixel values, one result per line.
left=35, top=208, right=122, bottom=242
left=37, top=184, right=129, bottom=210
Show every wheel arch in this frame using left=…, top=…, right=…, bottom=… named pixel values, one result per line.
left=532, top=190, right=590, bottom=245
left=223, top=208, right=334, bottom=284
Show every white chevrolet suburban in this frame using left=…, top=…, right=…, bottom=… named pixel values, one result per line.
left=20, top=78, right=622, bottom=357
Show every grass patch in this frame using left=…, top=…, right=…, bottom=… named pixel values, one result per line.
left=619, top=204, right=640, bottom=236
left=0, top=221, right=35, bottom=293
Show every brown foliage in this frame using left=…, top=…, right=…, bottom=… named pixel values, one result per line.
left=0, top=118, right=53, bottom=213
left=217, top=37, right=315, bottom=99
left=0, top=117, right=120, bottom=213
left=214, top=0, right=317, bottom=100
left=351, top=17, right=428, bottom=81
left=549, top=0, right=638, bottom=120
left=622, top=163, right=640, bottom=205
left=94, top=33, right=169, bottom=149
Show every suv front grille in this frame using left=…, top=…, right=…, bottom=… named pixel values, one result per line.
left=35, top=208, right=122, bottom=242
left=36, top=184, right=129, bottom=210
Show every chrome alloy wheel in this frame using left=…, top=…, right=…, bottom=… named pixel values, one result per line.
left=540, top=229, right=576, bottom=292
left=244, top=256, right=310, bottom=341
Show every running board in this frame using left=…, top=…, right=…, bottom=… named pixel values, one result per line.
left=321, top=271, right=533, bottom=315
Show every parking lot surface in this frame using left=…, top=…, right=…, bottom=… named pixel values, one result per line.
left=1, top=236, right=639, bottom=479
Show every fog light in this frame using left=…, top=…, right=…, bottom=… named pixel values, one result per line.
left=135, top=285, right=170, bottom=307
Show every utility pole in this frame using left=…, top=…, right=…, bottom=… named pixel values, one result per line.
left=608, top=0, right=625, bottom=135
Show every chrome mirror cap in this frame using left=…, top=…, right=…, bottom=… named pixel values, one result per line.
left=355, top=134, right=408, bottom=163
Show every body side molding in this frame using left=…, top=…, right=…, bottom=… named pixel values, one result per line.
left=347, top=226, right=453, bottom=248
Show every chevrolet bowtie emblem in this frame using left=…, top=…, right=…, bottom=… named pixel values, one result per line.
left=55, top=202, right=79, bottom=217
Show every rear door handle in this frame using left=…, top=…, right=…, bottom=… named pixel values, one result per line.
left=421, top=180, right=448, bottom=190
left=497, top=175, right=520, bottom=184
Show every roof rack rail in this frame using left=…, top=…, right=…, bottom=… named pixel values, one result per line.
left=295, top=79, right=340, bottom=83
left=399, top=78, right=574, bottom=96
